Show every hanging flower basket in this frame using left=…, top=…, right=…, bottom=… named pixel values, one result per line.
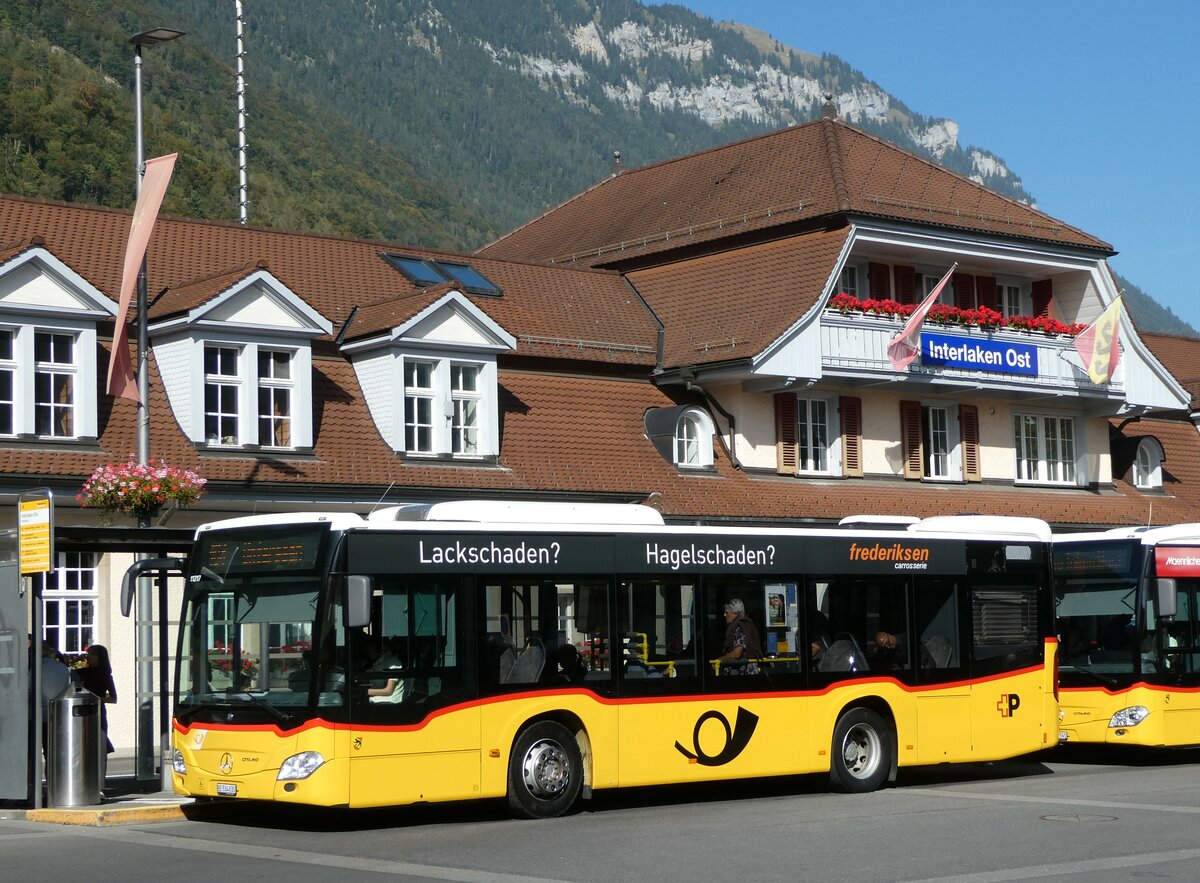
left=78, top=456, right=207, bottom=522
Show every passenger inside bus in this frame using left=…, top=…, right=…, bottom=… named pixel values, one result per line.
left=553, top=644, right=588, bottom=683
left=717, top=599, right=763, bottom=675
left=365, top=634, right=405, bottom=703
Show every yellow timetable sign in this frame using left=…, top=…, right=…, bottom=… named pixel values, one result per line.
left=20, top=496, right=51, bottom=574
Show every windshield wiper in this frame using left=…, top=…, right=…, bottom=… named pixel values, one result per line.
left=1060, top=664, right=1119, bottom=689
left=226, top=690, right=290, bottom=723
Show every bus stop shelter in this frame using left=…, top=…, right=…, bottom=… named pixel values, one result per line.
left=0, top=524, right=192, bottom=806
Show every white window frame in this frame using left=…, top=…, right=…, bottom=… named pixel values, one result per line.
left=674, top=407, right=715, bottom=469
left=995, top=278, right=1026, bottom=318
left=184, top=338, right=308, bottom=450
left=33, top=330, right=77, bottom=438
left=796, top=396, right=833, bottom=474
left=919, top=403, right=962, bottom=481
left=0, top=321, right=99, bottom=440
left=838, top=264, right=861, bottom=298
left=1134, top=438, right=1163, bottom=490
left=404, top=358, right=436, bottom=455
left=397, top=353, right=496, bottom=459
left=0, top=328, right=15, bottom=436
left=1013, top=411, right=1080, bottom=486
left=450, top=362, right=482, bottom=455
left=257, top=347, right=294, bottom=449
left=204, top=343, right=242, bottom=446
left=35, top=551, right=99, bottom=656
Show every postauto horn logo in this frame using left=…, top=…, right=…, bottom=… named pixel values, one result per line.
left=675, top=707, right=760, bottom=766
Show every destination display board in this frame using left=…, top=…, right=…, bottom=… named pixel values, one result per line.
left=346, top=531, right=968, bottom=576
left=1055, top=542, right=1137, bottom=578
left=1155, top=546, right=1200, bottom=578
left=194, top=523, right=330, bottom=576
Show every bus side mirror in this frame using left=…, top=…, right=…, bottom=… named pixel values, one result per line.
left=1156, top=578, right=1178, bottom=621
left=346, top=574, right=372, bottom=629
left=121, top=557, right=185, bottom=617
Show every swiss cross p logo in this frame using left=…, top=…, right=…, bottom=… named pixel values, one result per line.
left=996, top=694, right=1021, bottom=718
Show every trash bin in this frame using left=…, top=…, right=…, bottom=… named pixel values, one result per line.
left=47, top=682, right=103, bottom=807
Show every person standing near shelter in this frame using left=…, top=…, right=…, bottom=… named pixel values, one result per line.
left=79, top=645, right=117, bottom=768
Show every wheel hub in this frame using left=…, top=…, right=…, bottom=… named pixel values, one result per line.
left=521, top=739, right=570, bottom=798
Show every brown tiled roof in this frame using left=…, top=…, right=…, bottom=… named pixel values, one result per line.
left=479, top=118, right=1110, bottom=267
left=627, top=229, right=849, bottom=368
left=0, top=195, right=657, bottom=366
left=1140, top=332, right=1200, bottom=404
left=148, top=262, right=268, bottom=321
left=1, top=194, right=1188, bottom=531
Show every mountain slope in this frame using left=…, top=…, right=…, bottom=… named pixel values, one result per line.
left=0, top=0, right=1193, bottom=336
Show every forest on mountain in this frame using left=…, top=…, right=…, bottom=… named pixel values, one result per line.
left=0, top=0, right=1192, bottom=335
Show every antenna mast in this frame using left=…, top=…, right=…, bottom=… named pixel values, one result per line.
left=234, top=0, right=249, bottom=223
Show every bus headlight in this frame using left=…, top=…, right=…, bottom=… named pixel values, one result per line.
left=171, top=749, right=188, bottom=775
left=278, top=751, right=326, bottom=780
left=1109, top=706, right=1149, bottom=728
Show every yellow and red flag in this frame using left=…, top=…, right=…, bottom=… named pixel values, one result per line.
left=106, top=153, right=178, bottom=401
left=1073, top=296, right=1122, bottom=385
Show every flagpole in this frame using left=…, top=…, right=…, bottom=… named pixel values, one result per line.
left=129, top=26, right=184, bottom=791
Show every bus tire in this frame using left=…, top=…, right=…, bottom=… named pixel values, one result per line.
left=507, top=721, right=583, bottom=819
left=830, top=707, right=891, bottom=793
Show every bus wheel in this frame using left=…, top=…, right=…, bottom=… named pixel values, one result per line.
left=507, top=721, right=583, bottom=819
left=830, top=708, right=890, bottom=793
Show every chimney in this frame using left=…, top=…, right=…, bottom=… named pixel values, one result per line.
left=821, top=91, right=838, bottom=120
left=610, top=150, right=623, bottom=177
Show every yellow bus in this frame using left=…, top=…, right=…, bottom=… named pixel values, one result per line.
left=1054, top=525, right=1200, bottom=747
left=153, top=501, right=1058, bottom=817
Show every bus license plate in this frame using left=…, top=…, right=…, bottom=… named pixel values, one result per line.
left=216, top=782, right=238, bottom=797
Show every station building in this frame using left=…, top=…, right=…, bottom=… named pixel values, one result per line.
left=3, top=111, right=1200, bottom=752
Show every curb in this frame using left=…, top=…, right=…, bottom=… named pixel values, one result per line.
left=14, top=801, right=189, bottom=826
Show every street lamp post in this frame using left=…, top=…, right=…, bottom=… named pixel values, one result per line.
left=129, top=27, right=183, bottom=789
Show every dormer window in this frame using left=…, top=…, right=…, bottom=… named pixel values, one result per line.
left=150, top=266, right=330, bottom=452
left=1134, top=438, right=1164, bottom=490
left=197, top=342, right=302, bottom=448
left=674, top=407, right=715, bottom=468
left=0, top=246, right=114, bottom=441
left=345, top=290, right=515, bottom=461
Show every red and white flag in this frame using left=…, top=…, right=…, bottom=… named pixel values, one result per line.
left=106, top=153, right=178, bottom=401
left=1073, top=296, right=1122, bottom=385
left=886, top=262, right=957, bottom=371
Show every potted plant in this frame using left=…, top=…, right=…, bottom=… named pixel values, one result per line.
left=78, top=456, right=206, bottom=523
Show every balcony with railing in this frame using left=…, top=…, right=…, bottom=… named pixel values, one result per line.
left=819, top=309, right=1121, bottom=395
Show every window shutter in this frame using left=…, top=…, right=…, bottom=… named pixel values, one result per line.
left=976, top=276, right=997, bottom=311
left=775, top=393, right=798, bottom=475
left=840, top=396, right=863, bottom=477
left=953, top=273, right=976, bottom=311
left=900, top=400, right=923, bottom=480
left=1032, top=279, right=1052, bottom=317
left=869, top=262, right=891, bottom=300
left=894, top=265, right=916, bottom=305
left=960, top=404, right=981, bottom=482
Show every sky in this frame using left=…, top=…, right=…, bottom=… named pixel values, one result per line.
left=650, top=0, right=1200, bottom=332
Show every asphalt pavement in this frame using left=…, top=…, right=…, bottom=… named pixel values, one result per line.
left=0, top=750, right=190, bottom=826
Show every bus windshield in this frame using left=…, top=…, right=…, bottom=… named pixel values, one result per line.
left=177, top=522, right=334, bottom=722
left=1055, top=540, right=1145, bottom=676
